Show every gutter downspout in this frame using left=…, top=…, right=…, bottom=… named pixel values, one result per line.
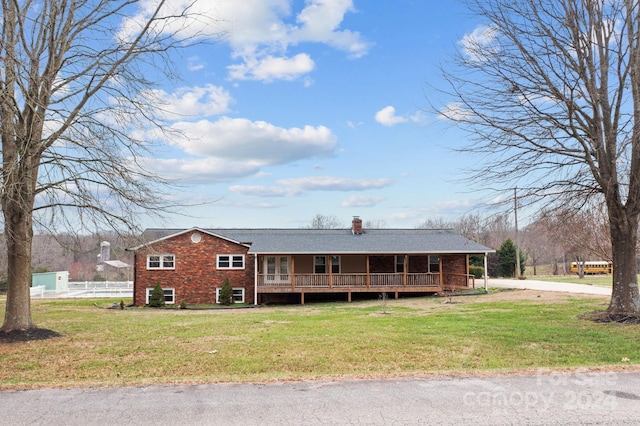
left=254, top=255, right=258, bottom=305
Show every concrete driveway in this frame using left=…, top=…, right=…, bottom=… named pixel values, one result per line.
left=488, top=278, right=612, bottom=296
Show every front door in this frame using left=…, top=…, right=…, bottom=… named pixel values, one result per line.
left=265, top=256, right=290, bottom=283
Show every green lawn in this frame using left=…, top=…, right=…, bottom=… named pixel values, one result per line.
left=0, top=291, right=638, bottom=389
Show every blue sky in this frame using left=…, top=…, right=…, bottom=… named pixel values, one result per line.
left=125, top=0, right=495, bottom=229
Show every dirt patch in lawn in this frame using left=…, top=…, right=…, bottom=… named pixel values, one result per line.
left=0, top=328, right=63, bottom=344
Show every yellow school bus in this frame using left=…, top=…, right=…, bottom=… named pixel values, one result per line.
left=570, top=261, right=613, bottom=275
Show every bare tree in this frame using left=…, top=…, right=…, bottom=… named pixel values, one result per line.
left=538, top=205, right=612, bottom=275
left=307, top=214, right=346, bottom=229
left=0, top=1, right=220, bottom=332
left=439, top=0, right=640, bottom=319
left=417, top=217, right=454, bottom=229
left=452, top=213, right=485, bottom=242
left=479, top=214, right=513, bottom=250
left=364, top=219, right=387, bottom=229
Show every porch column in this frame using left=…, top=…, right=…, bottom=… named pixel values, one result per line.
left=439, top=256, right=444, bottom=291
left=291, top=256, right=296, bottom=290
left=366, top=255, right=370, bottom=288
left=403, top=255, right=408, bottom=287
left=483, top=252, right=489, bottom=291
left=328, top=255, right=333, bottom=289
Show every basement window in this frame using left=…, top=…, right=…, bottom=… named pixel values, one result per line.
left=216, top=287, right=245, bottom=304
left=145, top=287, right=175, bottom=305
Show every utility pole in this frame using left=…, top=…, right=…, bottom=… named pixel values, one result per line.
left=514, top=187, right=521, bottom=279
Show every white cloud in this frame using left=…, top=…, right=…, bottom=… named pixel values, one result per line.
left=141, top=117, right=338, bottom=182
left=228, top=53, right=315, bottom=81
left=146, top=85, right=233, bottom=120
left=389, top=199, right=476, bottom=224
left=341, top=195, right=385, bottom=207
left=224, top=0, right=371, bottom=81
left=230, top=176, right=392, bottom=198
left=409, top=110, right=428, bottom=125
left=187, top=56, right=205, bottom=72
left=139, top=157, right=263, bottom=183
left=229, top=185, right=302, bottom=197
left=119, top=0, right=371, bottom=83
left=459, top=24, right=499, bottom=63
left=279, top=176, right=392, bottom=191
left=289, top=0, right=370, bottom=58
left=375, top=106, right=408, bottom=126
left=438, top=102, right=473, bottom=122
left=166, top=117, right=336, bottom=164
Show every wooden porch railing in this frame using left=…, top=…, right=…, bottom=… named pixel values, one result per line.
left=442, top=273, right=476, bottom=290
left=257, top=272, right=448, bottom=289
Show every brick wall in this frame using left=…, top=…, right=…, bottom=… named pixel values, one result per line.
left=133, top=230, right=255, bottom=305
left=441, top=254, right=467, bottom=275
left=441, top=254, right=469, bottom=288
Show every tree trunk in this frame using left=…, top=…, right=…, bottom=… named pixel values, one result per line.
left=608, top=213, right=640, bottom=316
left=1, top=206, right=35, bottom=331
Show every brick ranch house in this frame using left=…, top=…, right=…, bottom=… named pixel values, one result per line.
left=127, top=217, right=494, bottom=306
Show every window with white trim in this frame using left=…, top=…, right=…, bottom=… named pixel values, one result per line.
left=145, top=287, right=175, bottom=304
left=429, top=255, right=440, bottom=273
left=395, top=256, right=405, bottom=273
left=331, top=255, right=340, bottom=274
left=314, top=255, right=340, bottom=274
left=314, top=256, right=326, bottom=274
left=217, top=254, right=245, bottom=269
left=216, top=287, right=245, bottom=303
left=147, top=254, right=175, bottom=270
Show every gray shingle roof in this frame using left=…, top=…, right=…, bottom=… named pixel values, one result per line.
left=132, top=228, right=493, bottom=254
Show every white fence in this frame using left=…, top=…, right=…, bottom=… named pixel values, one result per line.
left=68, top=281, right=133, bottom=290
left=31, top=281, right=133, bottom=299
left=30, top=285, right=46, bottom=298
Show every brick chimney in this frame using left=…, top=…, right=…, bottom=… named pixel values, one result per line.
left=352, top=216, right=363, bottom=235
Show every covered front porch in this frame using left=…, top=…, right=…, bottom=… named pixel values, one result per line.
left=254, top=253, right=477, bottom=304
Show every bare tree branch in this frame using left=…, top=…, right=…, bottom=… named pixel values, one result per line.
left=436, top=0, right=640, bottom=318
left=0, top=0, right=224, bottom=331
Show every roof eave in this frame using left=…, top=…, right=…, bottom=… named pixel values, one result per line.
left=127, top=227, right=251, bottom=251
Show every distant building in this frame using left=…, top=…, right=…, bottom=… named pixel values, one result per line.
left=96, top=241, right=131, bottom=280
left=32, top=271, right=69, bottom=292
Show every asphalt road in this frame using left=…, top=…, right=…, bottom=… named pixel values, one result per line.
left=3, top=370, right=640, bottom=425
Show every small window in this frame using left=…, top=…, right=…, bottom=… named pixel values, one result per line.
left=395, top=256, right=404, bottom=273
left=331, top=256, right=340, bottom=274
left=429, top=255, right=440, bottom=273
left=314, top=256, right=340, bottom=274
left=216, top=287, right=245, bottom=303
left=314, top=256, right=326, bottom=274
left=145, top=287, right=175, bottom=304
left=147, top=254, right=175, bottom=270
left=217, top=254, right=245, bottom=269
